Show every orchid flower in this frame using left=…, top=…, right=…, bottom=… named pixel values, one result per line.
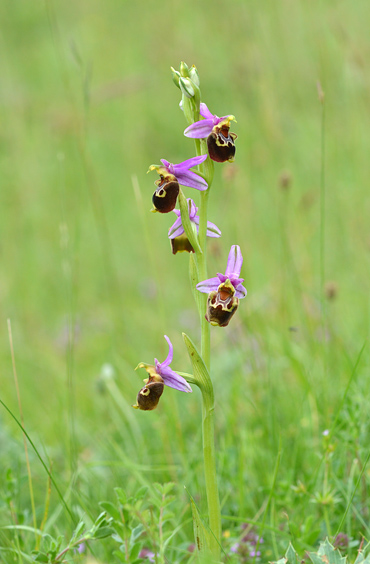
left=148, top=155, right=208, bottom=213
left=196, top=245, right=246, bottom=327
left=184, top=103, right=237, bottom=163
left=168, top=198, right=221, bottom=254
left=133, top=335, right=192, bottom=410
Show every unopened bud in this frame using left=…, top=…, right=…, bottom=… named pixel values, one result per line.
left=189, top=65, right=200, bottom=87
left=179, top=77, right=195, bottom=98
left=171, top=67, right=181, bottom=89
left=179, top=61, right=190, bottom=77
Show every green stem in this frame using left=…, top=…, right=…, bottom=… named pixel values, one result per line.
left=194, top=126, right=219, bottom=559
left=196, top=140, right=213, bottom=369
left=182, top=88, right=220, bottom=560
left=201, top=383, right=221, bottom=559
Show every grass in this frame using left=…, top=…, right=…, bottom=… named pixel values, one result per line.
left=1, top=0, right=370, bottom=562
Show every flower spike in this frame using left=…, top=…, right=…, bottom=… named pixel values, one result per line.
left=133, top=335, right=192, bottom=411
left=184, top=103, right=237, bottom=163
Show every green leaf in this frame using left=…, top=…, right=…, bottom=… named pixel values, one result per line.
left=135, top=485, right=148, bottom=500
left=189, top=494, right=210, bottom=556
left=114, top=487, right=127, bottom=505
left=99, top=501, right=121, bottom=522
left=308, top=539, right=347, bottom=564
left=33, top=553, right=49, bottom=563
left=130, top=542, right=143, bottom=561
left=285, top=543, right=299, bottom=564
left=94, top=511, right=108, bottom=528
left=354, top=547, right=370, bottom=564
left=189, top=253, right=202, bottom=314
left=270, top=543, right=298, bottom=564
left=92, top=526, right=114, bottom=539
left=70, top=520, right=85, bottom=543
left=130, top=524, right=144, bottom=543
left=182, top=332, right=211, bottom=392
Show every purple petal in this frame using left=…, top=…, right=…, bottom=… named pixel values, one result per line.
left=206, top=220, right=221, bottom=238
left=160, top=158, right=170, bottom=169
left=225, top=245, right=243, bottom=278
left=175, top=169, right=208, bottom=191
left=184, top=119, right=214, bottom=139
left=189, top=199, right=198, bottom=219
left=160, top=366, right=192, bottom=392
left=199, top=103, right=214, bottom=119
left=168, top=216, right=184, bottom=239
left=172, top=154, right=207, bottom=173
left=217, top=273, right=228, bottom=284
left=196, top=277, right=221, bottom=294
left=235, top=284, right=247, bottom=299
left=160, top=335, right=173, bottom=368
left=192, top=216, right=221, bottom=238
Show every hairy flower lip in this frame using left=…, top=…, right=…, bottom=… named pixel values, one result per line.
left=205, top=280, right=239, bottom=327
left=196, top=245, right=247, bottom=299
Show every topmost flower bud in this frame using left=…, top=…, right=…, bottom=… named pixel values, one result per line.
left=179, top=61, right=190, bottom=77
left=189, top=65, right=200, bottom=87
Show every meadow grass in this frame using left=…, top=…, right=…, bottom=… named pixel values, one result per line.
left=1, top=0, right=370, bottom=562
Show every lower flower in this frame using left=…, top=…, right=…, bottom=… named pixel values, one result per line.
left=132, top=335, right=192, bottom=411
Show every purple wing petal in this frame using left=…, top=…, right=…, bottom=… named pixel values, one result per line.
left=172, top=154, right=208, bottom=173
left=184, top=119, right=214, bottom=139
left=160, top=158, right=170, bottom=169
left=235, top=284, right=247, bottom=299
left=160, top=335, right=173, bottom=368
left=206, top=220, right=221, bottom=238
left=199, top=103, right=214, bottom=119
left=189, top=199, right=198, bottom=219
left=225, top=245, right=243, bottom=278
left=196, top=277, right=221, bottom=293
left=168, top=216, right=184, bottom=239
left=160, top=366, right=192, bottom=392
left=176, top=170, right=208, bottom=191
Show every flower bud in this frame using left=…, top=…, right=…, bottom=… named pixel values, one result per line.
left=171, top=67, right=181, bottom=89
left=207, top=120, right=237, bottom=163
left=206, top=280, right=239, bottom=327
left=189, top=65, right=200, bottom=87
left=179, top=77, right=195, bottom=98
left=179, top=61, right=190, bottom=77
left=133, top=380, right=164, bottom=411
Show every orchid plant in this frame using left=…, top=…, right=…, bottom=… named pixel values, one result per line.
left=133, top=62, right=246, bottom=562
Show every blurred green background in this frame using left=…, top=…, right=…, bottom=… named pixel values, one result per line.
left=1, top=0, right=370, bottom=559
